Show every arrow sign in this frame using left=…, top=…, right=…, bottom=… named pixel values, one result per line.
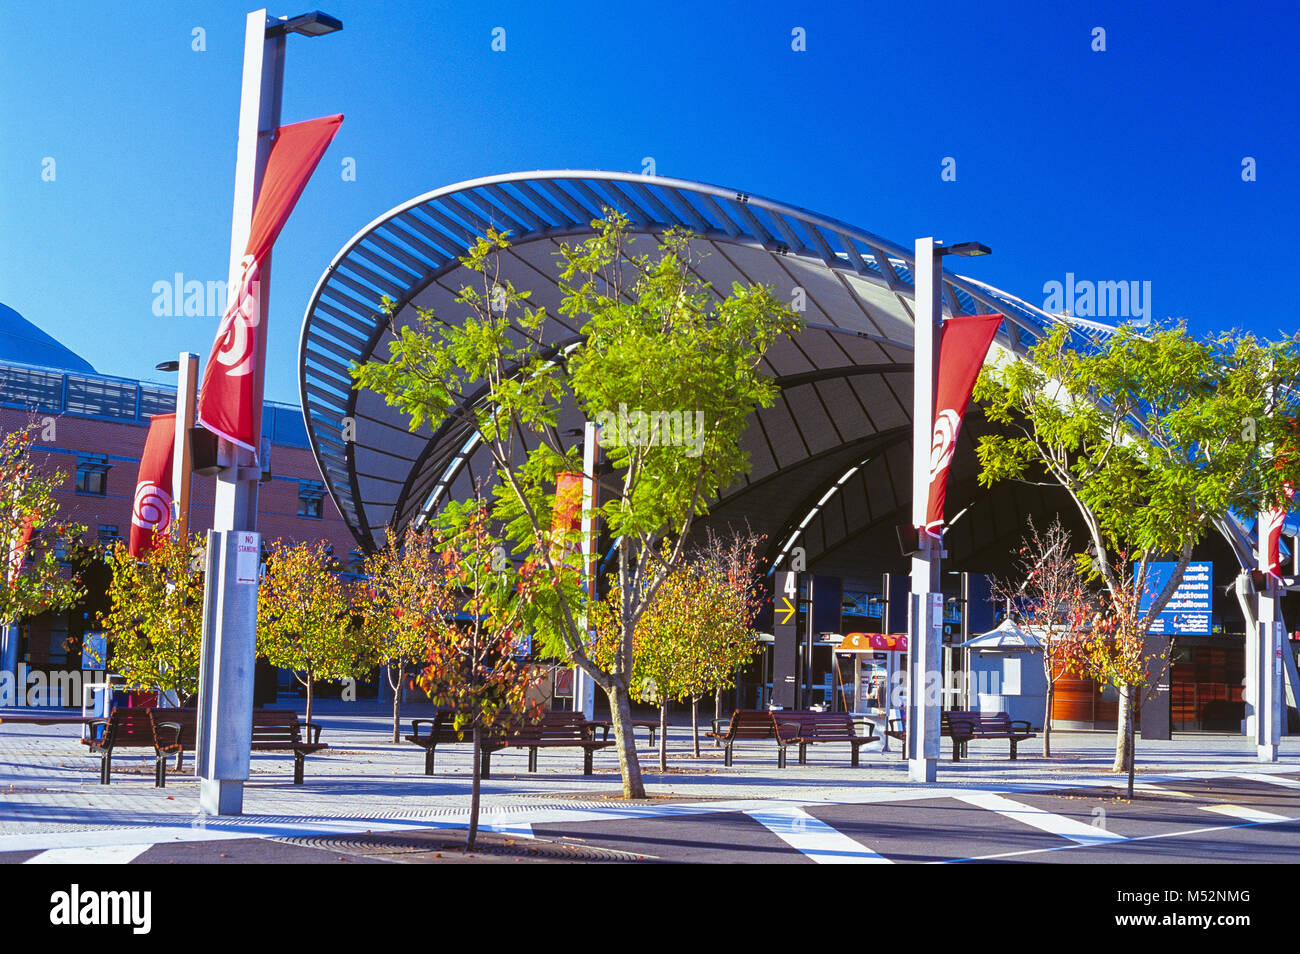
left=778, top=596, right=796, bottom=626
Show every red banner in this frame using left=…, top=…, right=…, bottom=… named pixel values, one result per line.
left=129, top=414, right=176, bottom=556
left=924, top=314, right=1003, bottom=535
left=1261, top=490, right=1293, bottom=579
left=550, top=472, right=584, bottom=563
left=198, top=114, right=343, bottom=456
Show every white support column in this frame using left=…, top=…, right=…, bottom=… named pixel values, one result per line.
left=1257, top=522, right=1282, bottom=761
left=574, top=420, right=598, bottom=719
left=907, top=238, right=943, bottom=784
left=198, top=9, right=283, bottom=815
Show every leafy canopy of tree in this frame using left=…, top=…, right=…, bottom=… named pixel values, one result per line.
left=257, top=540, right=370, bottom=724
left=97, top=532, right=205, bottom=700
left=0, top=424, right=85, bottom=630
left=353, top=213, right=799, bottom=797
left=974, top=322, right=1300, bottom=773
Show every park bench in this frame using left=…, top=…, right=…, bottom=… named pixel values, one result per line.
left=82, top=708, right=168, bottom=785
left=708, top=709, right=790, bottom=767
left=406, top=709, right=493, bottom=776
left=774, top=711, right=878, bottom=767
left=884, top=711, right=975, bottom=762
left=946, top=710, right=1036, bottom=760
left=149, top=707, right=200, bottom=785
left=248, top=709, right=327, bottom=783
left=490, top=711, right=612, bottom=777
left=407, top=710, right=612, bottom=777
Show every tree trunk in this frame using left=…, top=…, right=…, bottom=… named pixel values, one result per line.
left=1043, top=682, right=1053, bottom=758
left=390, top=666, right=402, bottom=744
left=1112, top=684, right=1131, bottom=773
left=715, top=686, right=723, bottom=724
left=658, top=702, right=668, bottom=772
left=467, top=724, right=482, bottom=849
left=1126, top=704, right=1136, bottom=800
left=606, top=682, right=646, bottom=797
left=691, top=695, right=700, bottom=757
left=304, top=668, right=314, bottom=726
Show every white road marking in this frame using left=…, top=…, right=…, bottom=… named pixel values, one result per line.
left=1237, top=773, right=1300, bottom=791
left=744, top=807, right=892, bottom=864
left=24, top=844, right=151, bottom=864
left=1200, top=803, right=1290, bottom=823
left=953, top=791, right=1127, bottom=845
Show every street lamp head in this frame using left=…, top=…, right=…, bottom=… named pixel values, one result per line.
left=155, top=360, right=180, bottom=372
left=938, top=241, right=992, bottom=258
left=268, top=11, right=343, bottom=38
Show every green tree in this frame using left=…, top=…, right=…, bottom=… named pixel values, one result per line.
left=357, top=527, right=451, bottom=742
left=354, top=213, right=799, bottom=797
left=592, top=530, right=764, bottom=768
left=97, top=532, right=204, bottom=701
left=974, top=322, right=1300, bottom=777
left=0, top=424, right=85, bottom=656
left=257, top=540, right=369, bottom=724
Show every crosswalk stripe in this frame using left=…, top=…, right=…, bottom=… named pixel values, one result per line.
left=1237, top=773, right=1300, bottom=791
left=745, top=808, right=893, bottom=864
left=24, top=844, right=152, bottom=864
left=1200, top=803, right=1290, bottom=823
left=953, top=791, right=1127, bottom=845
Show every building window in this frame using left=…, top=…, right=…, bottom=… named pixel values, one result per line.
left=298, top=480, right=325, bottom=519
left=76, top=455, right=110, bottom=496
left=97, top=525, right=119, bottom=547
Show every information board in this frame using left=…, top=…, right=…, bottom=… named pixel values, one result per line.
left=1140, top=561, right=1212, bottom=636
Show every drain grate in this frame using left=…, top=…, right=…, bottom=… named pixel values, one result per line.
left=274, top=829, right=648, bottom=862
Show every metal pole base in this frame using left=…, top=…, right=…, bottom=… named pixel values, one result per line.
left=1257, top=744, right=1279, bottom=763
left=200, top=778, right=244, bottom=815
left=908, top=757, right=936, bottom=783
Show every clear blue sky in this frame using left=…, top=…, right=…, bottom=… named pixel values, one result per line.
left=1, top=0, right=1296, bottom=405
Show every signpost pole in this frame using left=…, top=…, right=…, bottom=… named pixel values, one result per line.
left=907, top=238, right=943, bottom=784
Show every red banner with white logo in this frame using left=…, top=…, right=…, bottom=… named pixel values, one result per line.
left=129, top=414, right=176, bottom=556
left=198, top=114, right=343, bottom=457
left=924, top=313, right=1003, bottom=536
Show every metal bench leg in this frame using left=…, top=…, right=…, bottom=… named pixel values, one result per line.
left=851, top=743, right=860, bottom=768
left=798, top=743, right=807, bottom=765
left=778, top=745, right=787, bottom=769
left=155, top=755, right=166, bottom=788
left=724, top=742, right=733, bottom=767
left=425, top=747, right=436, bottom=776
left=583, top=747, right=593, bottom=775
left=952, top=741, right=960, bottom=763
left=1010, top=739, right=1017, bottom=760
left=528, top=747, right=538, bottom=773
left=481, top=750, right=492, bottom=779
left=293, top=751, right=305, bottom=784
left=100, top=753, right=111, bottom=785
left=175, top=750, right=184, bottom=771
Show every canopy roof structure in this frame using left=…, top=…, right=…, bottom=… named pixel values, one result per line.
left=296, top=171, right=1109, bottom=577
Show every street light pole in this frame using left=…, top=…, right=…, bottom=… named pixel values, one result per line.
left=196, top=8, right=340, bottom=816
left=907, top=237, right=944, bottom=783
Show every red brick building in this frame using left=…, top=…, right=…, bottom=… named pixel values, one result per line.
left=0, top=305, right=356, bottom=692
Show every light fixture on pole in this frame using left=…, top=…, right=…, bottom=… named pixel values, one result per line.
left=906, top=237, right=990, bottom=784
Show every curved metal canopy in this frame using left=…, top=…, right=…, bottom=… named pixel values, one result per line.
left=298, top=171, right=1095, bottom=575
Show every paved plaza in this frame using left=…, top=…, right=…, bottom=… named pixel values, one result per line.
left=2, top=699, right=1299, bottom=864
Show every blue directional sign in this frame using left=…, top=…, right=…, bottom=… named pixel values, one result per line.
left=1140, top=561, right=1212, bottom=636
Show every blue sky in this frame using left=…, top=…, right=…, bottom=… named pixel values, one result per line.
left=1, top=0, right=1296, bottom=405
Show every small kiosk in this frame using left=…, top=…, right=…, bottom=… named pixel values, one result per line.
left=833, top=632, right=908, bottom=751
left=953, top=619, right=1046, bottom=728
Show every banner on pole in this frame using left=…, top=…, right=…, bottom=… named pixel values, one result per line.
left=128, top=413, right=177, bottom=556
left=198, top=113, right=343, bottom=458
left=924, top=313, right=1003, bottom=536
